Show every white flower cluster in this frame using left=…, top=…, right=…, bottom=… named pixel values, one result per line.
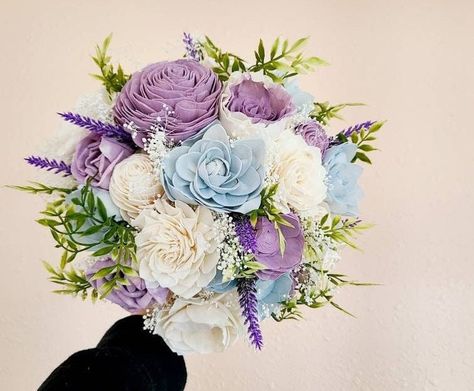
left=212, top=213, right=249, bottom=281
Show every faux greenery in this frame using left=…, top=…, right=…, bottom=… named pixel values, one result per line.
left=43, top=261, right=95, bottom=300
left=336, top=121, right=384, bottom=164
left=200, top=36, right=247, bottom=81
left=310, top=101, right=364, bottom=126
left=319, top=214, right=371, bottom=249
left=273, top=214, right=374, bottom=322
left=7, top=182, right=74, bottom=196
left=249, top=37, right=326, bottom=83
left=248, top=184, right=293, bottom=255
left=91, top=34, right=130, bottom=98
left=35, top=183, right=137, bottom=298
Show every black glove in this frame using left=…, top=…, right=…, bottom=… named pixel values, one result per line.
left=38, top=315, right=187, bottom=391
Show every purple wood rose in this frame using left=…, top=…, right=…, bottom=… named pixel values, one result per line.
left=254, top=213, right=304, bottom=280
left=294, top=120, right=330, bottom=154
left=86, top=259, right=169, bottom=314
left=226, top=78, right=295, bottom=124
left=113, top=59, right=222, bottom=146
left=71, top=134, right=134, bottom=190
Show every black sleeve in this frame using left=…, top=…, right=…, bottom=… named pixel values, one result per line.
left=38, top=316, right=187, bottom=391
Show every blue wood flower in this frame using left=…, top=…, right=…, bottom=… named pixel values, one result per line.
left=161, top=122, right=265, bottom=214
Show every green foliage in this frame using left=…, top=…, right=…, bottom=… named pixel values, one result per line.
left=7, top=182, right=75, bottom=195
left=199, top=36, right=247, bottom=81
left=310, top=102, right=364, bottom=126
left=320, top=214, right=371, bottom=249
left=234, top=259, right=266, bottom=279
left=91, top=34, right=130, bottom=98
left=248, top=184, right=293, bottom=254
left=272, top=298, right=303, bottom=322
left=37, top=183, right=137, bottom=297
left=337, top=121, right=385, bottom=164
left=249, top=37, right=326, bottom=83
left=43, top=261, right=95, bottom=300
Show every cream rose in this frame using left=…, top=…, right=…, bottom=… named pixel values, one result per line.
left=219, top=72, right=295, bottom=140
left=109, top=154, right=164, bottom=222
left=271, top=130, right=327, bottom=216
left=151, top=292, right=243, bottom=354
left=133, top=199, right=220, bottom=298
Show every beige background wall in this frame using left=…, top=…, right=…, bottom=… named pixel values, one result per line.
left=1, top=0, right=473, bottom=390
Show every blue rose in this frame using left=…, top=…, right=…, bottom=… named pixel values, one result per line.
left=256, top=273, right=293, bottom=319
left=161, top=122, right=265, bottom=214
left=323, top=143, right=363, bottom=216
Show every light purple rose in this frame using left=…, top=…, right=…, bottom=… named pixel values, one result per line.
left=86, top=259, right=169, bottom=314
left=294, top=120, right=329, bottom=154
left=226, top=77, right=295, bottom=124
left=113, top=59, right=222, bottom=146
left=71, top=134, right=134, bottom=190
left=254, top=213, right=304, bottom=280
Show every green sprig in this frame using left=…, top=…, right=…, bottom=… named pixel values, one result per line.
left=199, top=36, right=246, bottom=81
left=7, top=182, right=75, bottom=195
left=91, top=34, right=130, bottom=98
left=337, top=121, right=385, bottom=164
left=310, top=102, right=364, bottom=126
left=249, top=37, right=326, bottom=83
left=320, top=214, right=371, bottom=249
left=43, top=261, right=95, bottom=300
left=248, top=184, right=292, bottom=255
left=37, top=183, right=137, bottom=296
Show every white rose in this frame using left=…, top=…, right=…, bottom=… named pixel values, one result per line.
left=271, top=130, right=327, bottom=216
left=151, top=292, right=243, bottom=354
left=109, top=154, right=164, bottom=222
left=219, top=72, right=294, bottom=140
left=133, top=199, right=220, bottom=298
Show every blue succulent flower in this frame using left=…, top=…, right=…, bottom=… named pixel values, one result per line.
left=161, top=122, right=265, bottom=214
left=323, top=143, right=363, bottom=216
left=206, top=270, right=238, bottom=293
left=255, top=273, right=293, bottom=319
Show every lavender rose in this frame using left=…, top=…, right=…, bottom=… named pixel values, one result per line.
left=86, top=259, right=169, bottom=314
left=254, top=213, right=304, bottom=280
left=227, top=79, right=294, bottom=123
left=113, top=59, right=222, bottom=146
left=295, top=120, right=330, bottom=154
left=220, top=72, right=295, bottom=139
left=71, top=134, right=134, bottom=190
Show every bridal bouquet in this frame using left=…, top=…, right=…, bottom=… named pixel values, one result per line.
left=14, top=33, right=383, bottom=354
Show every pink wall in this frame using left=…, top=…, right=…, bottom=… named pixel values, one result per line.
left=1, top=0, right=473, bottom=389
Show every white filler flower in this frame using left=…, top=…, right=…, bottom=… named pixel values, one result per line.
left=133, top=199, right=220, bottom=298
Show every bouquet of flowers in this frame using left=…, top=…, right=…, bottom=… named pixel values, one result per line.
left=14, top=33, right=383, bottom=355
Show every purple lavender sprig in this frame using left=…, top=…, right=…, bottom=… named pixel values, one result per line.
left=58, top=112, right=134, bottom=145
left=183, top=32, right=202, bottom=62
left=25, top=156, right=72, bottom=176
left=237, top=278, right=263, bottom=350
left=329, top=120, right=375, bottom=147
left=340, top=120, right=376, bottom=138
left=235, top=217, right=257, bottom=254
